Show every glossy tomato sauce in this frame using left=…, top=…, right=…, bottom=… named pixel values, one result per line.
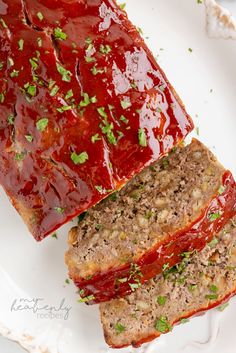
left=0, top=0, right=193, bottom=240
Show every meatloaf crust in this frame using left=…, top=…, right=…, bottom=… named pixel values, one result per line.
left=0, top=0, right=193, bottom=240
left=100, top=216, right=236, bottom=348
left=66, top=139, right=236, bottom=303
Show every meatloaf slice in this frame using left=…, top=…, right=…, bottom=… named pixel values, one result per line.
left=65, top=139, right=236, bottom=303
left=0, top=0, right=193, bottom=241
left=100, top=216, right=236, bottom=348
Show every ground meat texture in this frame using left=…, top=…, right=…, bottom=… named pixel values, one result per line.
left=0, top=0, right=193, bottom=241
left=100, top=216, right=236, bottom=348
left=65, top=139, right=236, bottom=303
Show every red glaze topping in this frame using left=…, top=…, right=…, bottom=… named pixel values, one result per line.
left=0, top=0, right=193, bottom=240
left=75, top=171, right=236, bottom=304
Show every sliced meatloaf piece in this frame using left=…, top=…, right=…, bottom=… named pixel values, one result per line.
left=65, top=139, right=236, bottom=303
left=100, top=216, right=236, bottom=348
left=0, top=0, right=193, bottom=241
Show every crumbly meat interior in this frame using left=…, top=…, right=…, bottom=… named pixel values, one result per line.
left=66, top=140, right=225, bottom=279
left=100, top=216, right=236, bottom=348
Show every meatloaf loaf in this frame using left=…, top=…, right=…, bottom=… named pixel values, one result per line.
left=0, top=0, right=193, bottom=240
left=100, top=216, right=236, bottom=348
left=65, top=139, right=236, bottom=303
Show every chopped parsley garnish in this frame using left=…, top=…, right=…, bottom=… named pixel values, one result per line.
left=51, top=233, right=58, bottom=239
left=85, top=56, right=96, bottom=63
left=0, top=93, right=4, bottom=103
left=119, top=3, right=126, bottom=10
left=29, top=58, right=38, bottom=70
left=50, top=85, right=60, bottom=97
left=27, top=85, right=36, bottom=97
left=10, top=70, right=19, bottom=78
left=218, top=185, right=226, bottom=195
left=91, top=65, right=104, bottom=75
left=56, top=63, right=72, bottom=82
left=0, top=62, right=4, bottom=70
left=114, top=323, right=126, bottom=334
left=54, top=27, right=67, bottom=41
left=91, top=133, right=101, bottom=143
left=120, top=115, right=129, bottom=124
left=138, top=128, right=147, bottom=147
left=217, top=303, right=229, bottom=312
left=78, top=295, right=95, bottom=303
left=180, top=318, right=189, bottom=324
left=79, top=93, right=97, bottom=107
left=188, top=48, right=193, bottom=53
left=210, top=284, right=218, bottom=293
left=65, top=278, right=70, bottom=284
left=25, top=134, right=33, bottom=142
left=209, top=212, right=221, bottom=222
left=37, top=12, right=44, bottom=21
left=71, top=151, right=89, bottom=165
left=205, top=294, right=218, bottom=300
left=37, top=37, right=43, bottom=47
left=18, top=39, right=24, bottom=51
left=15, top=152, right=25, bottom=161
left=120, top=99, right=131, bottom=109
left=65, top=89, right=73, bottom=100
left=57, top=105, right=72, bottom=113
left=208, top=237, right=219, bottom=248
left=100, top=44, right=112, bottom=54
left=36, top=118, right=49, bottom=132
left=7, top=114, right=15, bottom=125
left=100, top=122, right=117, bottom=145
left=162, top=159, right=169, bottom=169
left=0, top=17, right=8, bottom=29
left=155, top=316, right=172, bottom=333
left=157, top=296, right=167, bottom=306
left=97, top=107, right=108, bottom=118
left=129, top=282, right=141, bottom=291
left=54, top=207, right=65, bottom=214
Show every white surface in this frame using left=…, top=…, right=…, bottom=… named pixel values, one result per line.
left=0, top=0, right=236, bottom=352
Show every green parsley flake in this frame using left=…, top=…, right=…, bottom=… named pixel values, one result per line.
left=209, top=212, right=221, bottom=222
left=129, top=282, right=141, bottom=291
left=29, top=58, right=38, bottom=70
left=8, top=114, right=15, bottom=125
left=100, top=122, right=117, bottom=145
left=65, top=89, right=73, bottom=100
left=51, top=233, right=58, bottom=239
left=0, top=17, right=8, bottom=29
left=78, top=295, right=95, bottom=303
left=85, top=56, right=96, bottom=63
left=54, top=207, right=65, bottom=214
left=100, top=44, right=112, bottom=54
left=97, top=107, right=108, bottom=118
left=119, top=3, right=126, bottom=10
left=208, top=237, right=219, bottom=248
left=188, top=48, right=193, bottom=53
left=205, top=294, right=218, bottom=300
left=138, top=128, right=147, bottom=147
left=50, top=85, right=60, bottom=97
left=217, top=303, right=229, bottom=312
left=27, top=85, right=36, bottom=97
left=57, top=105, right=72, bottom=113
left=18, top=39, right=24, bottom=51
left=37, top=37, right=43, bottom=47
left=218, top=185, right=226, bottom=195
left=120, top=115, right=129, bottom=124
left=36, top=118, right=49, bottom=132
left=120, top=99, right=131, bottom=109
left=114, top=323, right=126, bottom=334
left=91, top=133, right=101, bottom=143
left=10, top=70, right=19, bottom=78
left=155, top=316, right=172, bottom=333
left=210, top=284, right=218, bottom=293
left=25, top=134, right=33, bottom=142
left=56, top=63, right=72, bottom=82
left=65, top=278, right=70, bottom=284
left=37, top=12, right=44, bottom=21
left=180, top=318, right=189, bottom=324
left=54, top=27, right=67, bottom=41
left=91, top=65, right=104, bottom=75
left=0, top=93, right=4, bottom=103
left=71, top=151, right=89, bottom=165
left=15, top=153, right=25, bottom=161
left=157, top=296, right=167, bottom=306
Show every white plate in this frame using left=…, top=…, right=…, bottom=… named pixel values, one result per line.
left=0, top=1, right=236, bottom=352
